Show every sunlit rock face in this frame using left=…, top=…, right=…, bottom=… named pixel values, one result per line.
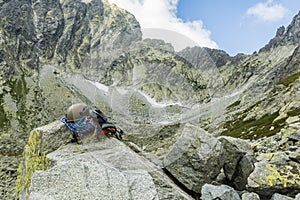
left=259, top=11, right=300, bottom=53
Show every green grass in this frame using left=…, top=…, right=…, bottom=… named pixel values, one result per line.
left=0, top=75, right=29, bottom=129
left=277, top=71, right=300, bottom=86
left=7, top=75, right=32, bottom=130
left=287, top=107, right=300, bottom=117
left=0, top=95, right=9, bottom=129
left=10, top=75, right=29, bottom=101
left=221, top=111, right=287, bottom=139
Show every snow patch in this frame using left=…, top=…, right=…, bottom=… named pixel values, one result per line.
left=80, top=0, right=93, bottom=3
left=115, top=87, right=130, bottom=95
left=137, top=90, right=182, bottom=108
left=88, top=81, right=109, bottom=93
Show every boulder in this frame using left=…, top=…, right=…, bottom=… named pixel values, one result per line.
left=286, top=116, right=300, bottom=125
left=34, top=121, right=73, bottom=153
left=247, top=152, right=300, bottom=198
left=163, top=124, right=224, bottom=193
left=29, top=148, right=158, bottom=200
left=16, top=121, right=72, bottom=198
left=201, top=184, right=241, bottom=200
left=218, top=136, right=255, bottom=190
left=271, top=193, right=294, bottom=200
left=287, top=149, right=300, bottom=162
left=288, top=130, right=300, bottom=142
left=249, top=122, right=300, bottom=199
left=232, top=153, right=256, bottom=190
left=241, top=192, right=260, bottom=200
left=22, top=122, right=194, bottom=200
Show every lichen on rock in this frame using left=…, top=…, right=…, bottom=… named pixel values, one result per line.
left=15, top=130, right=49, bottom=198
left=15, top=121, right=71, bottom=199
left=248, top=116, right=300, bottom=198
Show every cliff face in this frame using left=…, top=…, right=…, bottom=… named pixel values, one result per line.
left=0, top=0, right=141, bottom=198
left=259, top=11, right=300, bottom=52
left=0, top=0, right=300, bottom=199
left=0, top=0, right=142, bottom=71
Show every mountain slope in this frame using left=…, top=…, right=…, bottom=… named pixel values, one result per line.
left=0, top=0, right=141, bottom=198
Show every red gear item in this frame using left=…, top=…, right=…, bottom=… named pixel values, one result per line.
left=101, top=128, right=116, bottom=135
left=101, top=129, right=110, bottom=135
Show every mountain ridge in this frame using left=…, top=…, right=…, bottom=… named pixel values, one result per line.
left=259, top=11, right=300, bottom=53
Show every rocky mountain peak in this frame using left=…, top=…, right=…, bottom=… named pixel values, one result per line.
left=287, top=10, right=300, bottom=36
left=259, top=10, right=300, bottom=52
left=275, top=26, right=285, bottom=37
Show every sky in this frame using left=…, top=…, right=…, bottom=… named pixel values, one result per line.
left=107, top=0, right=299, bottom=56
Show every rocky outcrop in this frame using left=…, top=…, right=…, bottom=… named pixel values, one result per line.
left=16, top=114, right=300, bottom=200
left=242, top=192, right=260, bottom=200
left=201, top=184, right=241, bottom=200
left=163, top=124, right=224, bottom=193
left=218, top=136, right=255, bottom=190
left=177, top=47, right=232, bottom=98
left=260, top=11, right=300, bottom=52
left=127, top=117, right=300, bottom=199
left=29, top=142, right=160, bottom=200
left=161, top=124, right=256, bottom=195
left=17, top=121, right=194, bottom=200
left=247, top=117, right=300, bottom=199
left=15, top=121, right=72, bottom=198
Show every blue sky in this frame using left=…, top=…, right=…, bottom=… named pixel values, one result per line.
left=176, top=0, right=299, bottom=55
left=108, top=0, right=299, bottom=56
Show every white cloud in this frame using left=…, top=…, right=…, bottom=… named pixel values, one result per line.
left=107, top=0, right=218, bottom=51
left=246, top=0, right=288, bottom=22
